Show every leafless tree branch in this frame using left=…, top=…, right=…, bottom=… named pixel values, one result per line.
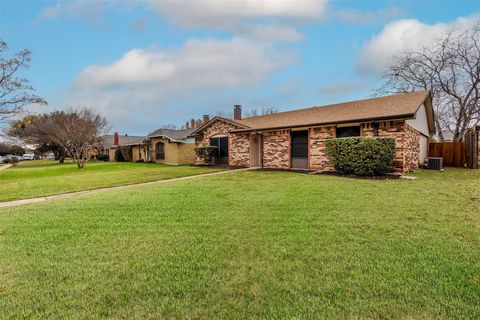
left=376, top=21, right=480, bottom=141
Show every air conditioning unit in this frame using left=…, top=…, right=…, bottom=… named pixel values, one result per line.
left=424, top=157, right=443, bottom=170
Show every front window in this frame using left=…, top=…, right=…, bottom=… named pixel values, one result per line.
left=209, top=137, right=228, bottom=164
left=156, top=142, right=165, bottom=160
left=336, top=126, right=360, bottom=138
left=210, top=137, right=228, bottom=158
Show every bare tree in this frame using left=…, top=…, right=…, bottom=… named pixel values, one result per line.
left=376, top=21, right=480, bottom=141
left=162, top=123, right=178, bottom=130
left=8, top=114, right=66, bottom=163
left=9, top=108, right=107, bottom=168
left=244, top=106, right=279, bottom=117
left=0, top=40, right=46, bottom=125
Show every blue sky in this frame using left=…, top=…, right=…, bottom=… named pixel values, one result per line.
left=1, top=0, right=479, bottom=135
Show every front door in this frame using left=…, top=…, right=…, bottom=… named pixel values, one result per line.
left=250, top=134, right=262, bottom=167
left=146, top=145, right=152, bottom=162
left=291, top=130, right=308, bottom=169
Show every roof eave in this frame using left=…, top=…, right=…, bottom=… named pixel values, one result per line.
left=422, top=91, right=436, bottom=134
left=145, top=135, right=186, bottom=143
left=230, top=114, right=416, bottom=133
left=188, top=116, right=250, bottom=136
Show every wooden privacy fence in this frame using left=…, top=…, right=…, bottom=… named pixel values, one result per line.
left=428, top=142, right=465, bottom=167
left=465, top=128, right=479, bottom=169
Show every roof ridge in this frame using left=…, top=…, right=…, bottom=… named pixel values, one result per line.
left=239, top=91, right=429, bottom=122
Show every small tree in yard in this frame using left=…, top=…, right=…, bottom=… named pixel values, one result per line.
left=8, top=114, right=67, bottom=163
left=9, top=108, right=107, bottom=168
left=194, top=146, right=217, bottom=165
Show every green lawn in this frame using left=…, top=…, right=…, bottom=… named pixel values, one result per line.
left=0, top=169, right=479, bottom=319
left=0, top=160, right=221, bottom=202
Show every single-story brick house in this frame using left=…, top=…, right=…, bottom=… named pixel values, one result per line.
left=190, top=91, right=435, bottom=174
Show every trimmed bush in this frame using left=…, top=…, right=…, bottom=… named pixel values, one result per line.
left=325, top=137, right=396, bottom=176
left=194, top=146, right=218, bottom=165
left=114, top=148, right=125, bottom=162
left=96, top=154, right=109, bottom=161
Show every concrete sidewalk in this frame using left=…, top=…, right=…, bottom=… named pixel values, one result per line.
left=0, top=167, right=256, bottom=209
left=0, top=164, right=12, bottom=171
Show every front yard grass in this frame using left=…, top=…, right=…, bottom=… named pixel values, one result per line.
left=0, top=160, right=222, bottom=202
left=0, top=169, right=479, bottom=318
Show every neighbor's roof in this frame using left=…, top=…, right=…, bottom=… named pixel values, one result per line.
left=235, top=91, right=433, bottom=132
left=102, top=134, right=144, bottom=148
left=145, top=128, right=195, bottom=142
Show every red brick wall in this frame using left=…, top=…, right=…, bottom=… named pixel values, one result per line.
left=195, top=119, right=249, bottom=166
left=309, top=126, right=336, bottom=171
left=361, top=120, right=407, bottom=173
left=262, top=130, right=290, bottom=169
left=308, top=121, right=422, bottom=174
left=229, top=133, right=249, bottom=167
left=403, top=124, right=421, bottom=173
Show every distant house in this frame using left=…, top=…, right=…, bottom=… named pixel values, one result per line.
left=102, top=127, right=197, bottom=165
left=101, top=133, right=144, bottom=161
left=131, top=128, right=196, bottom=165
left=190, top=91, right=435, bottom=174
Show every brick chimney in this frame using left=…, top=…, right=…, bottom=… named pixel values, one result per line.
left=114, top=132, right=119, bottom=145
left=203, top=115, right=210, bottom=124
left=234, top=105, right=242, bottom=120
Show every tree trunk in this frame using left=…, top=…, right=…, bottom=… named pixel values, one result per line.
left=434, top=117, right=444, bottom=141
left=57, top=148, right=66, bottom=164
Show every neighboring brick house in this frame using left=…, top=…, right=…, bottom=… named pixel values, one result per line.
left=190, top=91, right=435, bottom=174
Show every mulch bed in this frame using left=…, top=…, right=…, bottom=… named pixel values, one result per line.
left=314, top=171, right=402, bottom=180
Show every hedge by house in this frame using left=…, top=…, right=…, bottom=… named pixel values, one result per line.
left=114, top=148, right=125, bottom=162
left=194, top=146, right=218, bottom=165
left=325, top=137, right=396, bottom=176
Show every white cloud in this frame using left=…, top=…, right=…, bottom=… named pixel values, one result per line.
left=37, top=0, right=326, bottom=43
left=318, top=81, right=367, bottom=96
left=333, top=5, right=403, bottom=25
left=244, top=24, right=304, bottom=43
left=147, top=0, right=327, bottom=43
left=36, top=0, right=106, bottom=24
left=148, top=0, right=327, bottom=28
left=74, top=49, right=176, bottom=88
left=67, top=37, right=294, bottom=131
left=358, top=14, right=480, bottom=74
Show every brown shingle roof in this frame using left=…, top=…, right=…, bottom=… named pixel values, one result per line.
left=101, top=134, right=144, bottom=148
left=232, top=91, right=431, bottom=132
left=145, top=128, right=195, bottom=142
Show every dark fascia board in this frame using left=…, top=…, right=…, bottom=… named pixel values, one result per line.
left=188, top=116, right=250, bottom=137
left=230, top=114, right=416, bottom=134
left=144, top=134, right=185, bottom=143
